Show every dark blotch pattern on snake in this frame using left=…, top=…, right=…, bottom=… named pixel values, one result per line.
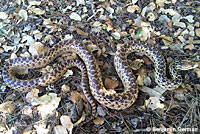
left=2, top=40, right=198, bottom=112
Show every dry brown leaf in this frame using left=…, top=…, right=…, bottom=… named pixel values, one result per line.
left=10, top=53, right=17, bottom=59
left=29, top=42, right=44, bottom=55
left=20, top=52, right=30, bottom=57
left=134, top=27, right=151, bottom=41
left=143, top=57, right=153, bottom=65
left=70, top=91, right=81, bottom=104
left=61, top=84, right=70, bottom=93
left=31, top=94, right=52, bottom=105
left=2, top=45, right=16, bottom=52
left=106, top=6, right=114, bottom=15
left=137, top=76, right=144, bottom=86
left=168, top=20, right=173, bottom=27
left=164, top=9, right=178, bottom=16
left=137, top=68, right=146, bottom=86
left=188, top=36, right=194, bottom=42
left=156, top=0, right=167, bottom=8
left=101, top=1, right=110, bottom=8
left=183, top=44, right=194, bottom=50
left=146, top=97, right=165, bottom=110
left=194, top=68, right=200, bottom=78
left=34, top=124, right=49, bottom=134
left=60, top=115, right=73, bottom=134
left=32, top=31, right=43, bottom=41
left=54, top=125, right=68, bottom=134
left=18, top=9, right=28, bottom=21
left=174, top=88, right=186, bottom=101
left=160, top=35, right=173, bottom=46
left=76, top=28, right=88, bottom=36
left=86, top=44, right=99, bottom=52
left=147, top=12, right=157, bottom=21
left=70, top=12, right=81, bottom=21
left=110, top=0, right=116, bottom=5
left=172, top=14, right=186, bottom=28
left=111, top=32, right=121, bottom=40
left=159, top=35, right=173, bottom=42
left=44, top=35, right=53, bottom=42
left=178, top=36, right=185, bottom=43
left=96, top=60, right=104, bottom=66
left=104, top=78, right=119, bottom=89
left=0, top=47, right=4, bottom=53
left=97, top=49, right=102, bottom=58
left=181, top=29, right=189, bottom=36
left=129, top=59, right=144, bottom=70
left=93, top=117, right=105, bottom=125
left=143, top=77, right=151, bottom=86
left=64, top=69, right=73, bottom=78
left=0, top=101, right=16, bottom=114
left=10, top=67, right=29, bottom=75
left=43, top=19, right=54, bottom=28
left=30, top=7, right=45, bottom=15
left=120, top=31, right=128, bottom=37
left=0, top=12, right=8, bottom=19
left=195, top=28, right=200, bottom=37
left=184, top=15, right=194, bottom=23
left=22, top=106, right=33, bottom=117
left=162, top=39, right=172, bottom=46
left=140, top=86, right=165, bottom=101
left=31, top=93, right=61, bottom=118
left=106, top=23, right=113, bottom=31
left=21, top=35, right=35, bottom=46
left=141, top=2, right=156, bottom=17
left=28, top=1, right=41, bottom=6
left=26, top=88, right=39, bottom=103
left=195, top=22, right=200, bottom=27
left=132, top=0, right=139, bottom=4
left=171, top=0, right=177, bottom=4
left=76, top=0, right=85, bottom=6
left=40, top=65, right=53, bottom=74
left=0, top=123, right=7, bottom=132
left=127, top=5, right=140, bottom=13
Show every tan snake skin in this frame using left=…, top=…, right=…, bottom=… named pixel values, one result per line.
left=2, top=40, right=198, bottom=111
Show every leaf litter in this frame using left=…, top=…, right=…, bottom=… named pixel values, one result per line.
left=0, top=0, right=200, bottom=133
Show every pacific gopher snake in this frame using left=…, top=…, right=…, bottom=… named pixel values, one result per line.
left=2, top=39, right=198, bottom=116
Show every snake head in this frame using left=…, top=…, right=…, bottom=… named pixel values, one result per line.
left=176, top=60, right=199, bottom=70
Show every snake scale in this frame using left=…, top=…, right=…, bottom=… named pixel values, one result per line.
left=2, top=39, right=198, bottom=115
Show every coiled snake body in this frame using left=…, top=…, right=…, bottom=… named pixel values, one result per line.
left=2, top=40, right=197, bottom=114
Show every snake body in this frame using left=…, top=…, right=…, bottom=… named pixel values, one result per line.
left=2, top=40, right=194, bottom=111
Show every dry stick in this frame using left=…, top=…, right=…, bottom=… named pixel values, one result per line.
left=165, top=90, right=174, bottom=113
left=177, top=102, right=195, bottom=128
left=87, top=8, right=104, bottom=22
left=120, top=112, right=131, bottom=131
